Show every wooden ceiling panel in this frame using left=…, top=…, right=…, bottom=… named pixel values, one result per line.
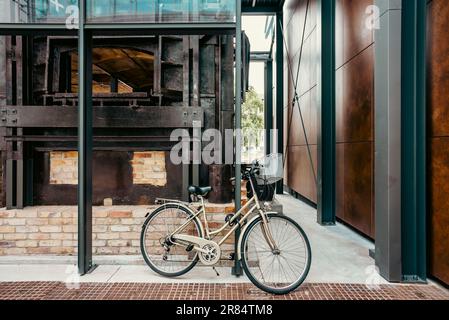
left=71, top=47, right=155, bottom=92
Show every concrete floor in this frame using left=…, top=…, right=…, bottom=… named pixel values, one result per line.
left=0, top=194, right=387, bottom=285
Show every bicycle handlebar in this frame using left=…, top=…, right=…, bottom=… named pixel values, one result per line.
left=241, top=161, right=260, bottom=180
left=228, top=162, right=261, bottom=183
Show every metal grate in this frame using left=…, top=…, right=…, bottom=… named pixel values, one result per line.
left=0, top=282, right=448, bottom=300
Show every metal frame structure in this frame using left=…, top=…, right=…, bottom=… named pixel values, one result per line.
left=316, top=0, right=336, bottom=226
left=78, top=0, right=93, bottom=274
left=400, top=0, right=427, bottom=282
left=0, top=0, right=429, bottom=283
left=249, top=51, right=273, bottom=156
left=275, top=9, right=284, bottom=195
left=232, top=0, right=243, bottom=277
left=0, top=0, right=239, bottom=275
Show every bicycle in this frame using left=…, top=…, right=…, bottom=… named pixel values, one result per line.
left=140, top=158, right=312, bottom=295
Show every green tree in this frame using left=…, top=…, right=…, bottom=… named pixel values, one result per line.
left=242, top=87, right=264, bottom=146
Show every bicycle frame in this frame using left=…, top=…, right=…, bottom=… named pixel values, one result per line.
left=168, top=176, right=278, bottom=250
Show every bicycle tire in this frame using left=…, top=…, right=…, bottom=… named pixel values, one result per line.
left=140, top=203, right=203, bottom=277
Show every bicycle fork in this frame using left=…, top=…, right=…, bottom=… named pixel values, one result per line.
left=248, top=176, right=280, bottom=253
left=259, top=211, right=280, bottom=254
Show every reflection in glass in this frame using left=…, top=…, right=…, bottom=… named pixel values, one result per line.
left=0, top=0, right=78, bottom=24
left=0, top=0, right=236, bottom=24
left=86, top=0, right=236, bottom=23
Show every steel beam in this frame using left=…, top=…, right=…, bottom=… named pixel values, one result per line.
left=316, top=0, right=336, bottom=225
left=275, top=11, right=284, bottom=194
left=0, top=106, right=204, bottom=128
left=0, top=24, right=76, bottom=36
left=250, top=51, right=271, bottom=61
left=374, top=0, right=403, bottom=282
left=232, top=0, right=243, bottom=277
left=78, top=0, right=94, bottom=275
left=0, top=23, right=234, bottom=34
left=85, top=23, right=236, bottom=36
left=400, top=0, right=427, bottom=283
left=242, top=6, right=279, bottom=15
left=265, top=59, right=273, bottom=155
left=5, top=159, right=13, bottom=208
left=16, top=128, right=23, bottom=209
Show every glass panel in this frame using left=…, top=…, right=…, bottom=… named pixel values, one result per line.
left=0, top=0, right=79, bottom=24
left=0, top=0, right=236, bottom=24
left=86, top=0, right=236, bottom=23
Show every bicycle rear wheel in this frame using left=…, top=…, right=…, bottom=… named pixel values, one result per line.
left=140, top=204, right=203, bottom=277
left=240, top=214, right=311, bottom=295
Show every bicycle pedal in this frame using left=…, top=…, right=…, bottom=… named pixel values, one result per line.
left=185, top=244, right=194, bottom=252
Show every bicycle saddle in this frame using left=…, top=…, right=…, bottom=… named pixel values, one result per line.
left=188, top=185, right=212, bottom=197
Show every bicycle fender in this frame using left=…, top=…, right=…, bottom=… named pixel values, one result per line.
left=236, top=212, right=279, bottom=260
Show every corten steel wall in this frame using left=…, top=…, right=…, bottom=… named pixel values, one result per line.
left=427, top=0, right=449, bottom=286
left=283, top=0, right=375, bottom=239
left=335, top=0, right=375, bottom=238
left=284, top=0, right=319, bottom=204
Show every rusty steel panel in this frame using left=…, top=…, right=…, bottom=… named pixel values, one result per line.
left=428, top=0, right=449, bottom=286
left=191, top=35, right=200, bottom=107
left=182, top=36, right=190, bottom=106
left=0, top=37, right=6, bottom=106
left=200, top=44, right=216, bottom=95
left=208, top=164, right=232, bottom=204
left=0, top=106, right=204, bottom=128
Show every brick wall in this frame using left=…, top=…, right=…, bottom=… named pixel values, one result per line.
left=0, top=181, right=248, bottom=267
left=131, top=152, right=167, bottom=186
left=50, top=151, right=78, bottom=185
left=0, top=203, right=243, bottom=264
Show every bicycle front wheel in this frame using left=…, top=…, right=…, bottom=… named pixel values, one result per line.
left=240, top=214, right=311, bottom=295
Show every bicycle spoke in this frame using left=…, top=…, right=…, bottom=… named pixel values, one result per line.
left=243, top=216, right=310, bottom=293
left=141, top=206, right=201, bottom=276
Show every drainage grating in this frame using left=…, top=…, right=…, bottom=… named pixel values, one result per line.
left=0, top=282, right=447, bottom=301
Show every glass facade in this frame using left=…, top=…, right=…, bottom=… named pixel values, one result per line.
left=0, top=0, right=78, bottom=23
left=87, top=0, right=236, bottom=23
left=0, top=0, right=236, bottom=24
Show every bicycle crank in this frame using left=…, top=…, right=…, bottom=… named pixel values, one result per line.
left=171, top=234, right=221, bottom=266
left=198, top=242, right=221, bottom=266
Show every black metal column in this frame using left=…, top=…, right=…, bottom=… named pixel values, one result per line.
left=265, top=59, right=273, bottom=155
left=400, top=0, right=427, bottom=283
left=275, top=11, right=284, bottom=194
left=78, top=0, right=94, bottom=275
left=232, top=0, right=243, bottom=277
left=317, top=0, right=336, bottom=225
